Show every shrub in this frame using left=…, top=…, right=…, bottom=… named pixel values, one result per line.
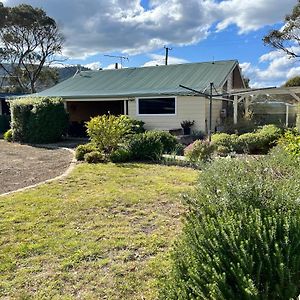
left=128, top=119, right=145, bottom=134
left=129, top=132, right=163, bottom=161
left=3, top=129, right=13, bottom=142
left=84, top=151, right=105, bottom=164
left=86, top=115, right=132, bottom=153
left=161, top=149, right=300, bottom=300
left=173, top=143, right=185, bottom=156
left=110, top=147, right=132, bottom=163
left=9, top=97, right=68, bottom=143
left=75, top=143, right=97, bottom=161
left=278, top=129, right=300, bottom=157
left=256, top=124, right=282, bottom=152
left=0, top=115, right=10, bottom=133
left=211, top=133, right=239, bottom=152
left=184, top=140, right=215, bottom=162
left=238, top=132, right=263, bottom=154
left=145, top=130, right=178, bottom=153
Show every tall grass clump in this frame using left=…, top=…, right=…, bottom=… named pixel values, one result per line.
left=161, top=147, right=300, bottom=300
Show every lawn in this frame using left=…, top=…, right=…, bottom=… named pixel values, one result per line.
left=0, top=163, right=197, bottom=299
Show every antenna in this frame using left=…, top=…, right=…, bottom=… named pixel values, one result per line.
left=164, top=46, right=172, bottom=65
left=104, top=54, right=129, bottom=68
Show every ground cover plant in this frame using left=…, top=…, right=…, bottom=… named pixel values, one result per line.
left=0, top=163, right=197, bottom=299
left=161, top=146, right=300, bottom=299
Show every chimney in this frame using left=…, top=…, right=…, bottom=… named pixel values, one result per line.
left=115, top=63, right=118, bottom=69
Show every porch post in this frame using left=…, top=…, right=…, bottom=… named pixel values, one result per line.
left=286, top=104, right=289, bottom=127
left=233, top=95, right=238, bottom=124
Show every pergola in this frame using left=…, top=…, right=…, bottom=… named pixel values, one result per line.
left=227, top=86, right=300, bottom=125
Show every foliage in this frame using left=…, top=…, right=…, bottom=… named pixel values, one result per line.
left=211, top=133, right=239, bottom=153
left=297, top=103, right=300, bottom=130
left=109, top=147, right=132, bottom=163
left=84, top=151, right=106, bottom=164
left=223, top=117, right=257, bottom=135
left=161, top=148, right=300, bottom=300
left=263, top=1, right=300, bottom=58
left=173, top=143, right=185, bottom=156
left=9, top=97, right=68, bottom=143
left=145, top=130, right=179, bottom=154
left=0, top=114, right=10, bottom=133
left=180, top=120, right=195, bottom=128
left=129, top=132, right=163, bottom=161
left=184, top=140, right=215, bottom=162
left=284, top=76, right=300, bottom=87
left=86, top=115, right=132, bottom=154
left=3, top=128, right=12, bottom=142
left=0, top=3, right=64, bottom=93
left=75, top=143, right=97, bottom=161
left=256, top=124, right=283, bottom=152
left=278, top=129, right=300, bottom=157
left=128, top=119, right=145, bottom=134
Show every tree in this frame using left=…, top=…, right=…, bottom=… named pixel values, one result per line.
left=263, top=1, right=300, bottom=58
left=284, top=76, right=300, bottom=87
left=0, top=2, right=64, bottom=93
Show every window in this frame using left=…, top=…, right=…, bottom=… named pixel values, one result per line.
left=137, top=97, right=176, bottom=115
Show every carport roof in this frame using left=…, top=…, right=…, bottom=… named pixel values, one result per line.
left=36, top=60, right=239, bottom=99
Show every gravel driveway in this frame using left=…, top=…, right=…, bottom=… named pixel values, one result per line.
left=0, top=140, right=73, bottom=194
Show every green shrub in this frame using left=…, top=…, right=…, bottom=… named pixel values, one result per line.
left=278, top=129, right=300, bottom=157
left=75, top=143, right=97, bottom=161
left=84, top=151, right=105, bottom=164
left=161, top=149, right=300, bottom=300
left=129, top=132, right=163, bottom=161
left=86, top=115, right=132, bottom=153
left=238, top=132, right=263, bottom=154
left=184, top=140, right=215, bottom=162
left=110, top=147, right=132, bottom=163
left=3, top=129, right=13, bottom=142
left=9, top=97, right=68, bottom=143
left=173, top=143, right=185, bottom=156
left=211, top=133, right=240, bottom=152
left=256, top=124, right=282, bottom=152
left=145, top=130, right=178, bottom=153
left=0, top=115, right=10, bottom=133
left=128, top=119, right=145, bottom=134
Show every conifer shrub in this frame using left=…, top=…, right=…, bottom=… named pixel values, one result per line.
left=161, top=149, right=300, bottom=299
left=84, top=151, right=106, bottom=164
left=75, top=143, right=97, bottom=161
left=145, top=130, right=179, bottom=153
left=128, top=132, right=163, bottom=161
left=184, top=140, right=215, bottom=162
left=9, top=97, right=68, bottom=143
left=109, top=147, right=132, bottom=163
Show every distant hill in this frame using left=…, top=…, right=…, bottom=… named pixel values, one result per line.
left=0, top=64, right=91, bottom=92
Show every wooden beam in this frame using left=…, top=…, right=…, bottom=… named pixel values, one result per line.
left=289, top=92, right=300, bottom=102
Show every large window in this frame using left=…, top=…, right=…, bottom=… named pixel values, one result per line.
left=137, top=97, right=176, bottom=115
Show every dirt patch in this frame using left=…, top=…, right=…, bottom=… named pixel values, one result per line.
left=0, top=140, right=73, bottom=194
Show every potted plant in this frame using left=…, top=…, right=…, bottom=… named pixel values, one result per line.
left=181, top=120, right=195, bottom=135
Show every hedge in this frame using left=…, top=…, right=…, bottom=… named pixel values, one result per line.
left=9, top=97, right=68, bottom=143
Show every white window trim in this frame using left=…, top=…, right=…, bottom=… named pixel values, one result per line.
left=136, top=96, right=177, bottom=116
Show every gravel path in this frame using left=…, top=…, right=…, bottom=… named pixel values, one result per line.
left=0, top=140, right=73, bottom=194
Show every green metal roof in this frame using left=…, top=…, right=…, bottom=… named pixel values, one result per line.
left=37, top=60, right=238, bottom=99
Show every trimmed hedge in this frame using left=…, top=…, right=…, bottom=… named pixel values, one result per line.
left=9, top=97, right=68, bottom=143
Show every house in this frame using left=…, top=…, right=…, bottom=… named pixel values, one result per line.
left=35, top=60, right=246, bottom=133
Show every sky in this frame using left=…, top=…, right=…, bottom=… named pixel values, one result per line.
left=2, top=0, right=300, bottom=87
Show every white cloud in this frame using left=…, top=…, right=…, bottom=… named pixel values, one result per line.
left=3, top=0, right=297, bottom=59
left=84, top=62, right=101, bottom=70
left=142, top=54, right=189, bottom=67
left=241, top=48, right=300, bottom=88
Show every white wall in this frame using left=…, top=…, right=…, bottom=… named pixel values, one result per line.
left=128, top=96, right=207, bottom=132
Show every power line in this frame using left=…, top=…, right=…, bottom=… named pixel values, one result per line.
left=104, top=54, right=129, bottom=69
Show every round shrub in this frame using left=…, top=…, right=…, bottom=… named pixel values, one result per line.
left=145, top=130, right=179, bottom=153
left=173, top=143, right=185, bottom=156
left=129, top=132, right=163, bottom=161
left=75, top=143, right=97, bottom=161
left=211, top=133, right=240, bottom=152
left=215, top=145, right=231, bottom=156
left=3, top=129, right=13, bottom=142
left=256, top=124, right=283, bottom=153
left=110, top=148, right=132, bottom=163
left=238, top=132, right=263, bottom=154
left=184, top=140, right=215, bottom=162
left=84, top=151, right=105, bottom=164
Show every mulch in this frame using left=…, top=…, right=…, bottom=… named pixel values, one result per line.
left=0, top=140, right=73, bottom=195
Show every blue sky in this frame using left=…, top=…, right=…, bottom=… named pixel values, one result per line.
left=2, top=0, right=300, bottom=87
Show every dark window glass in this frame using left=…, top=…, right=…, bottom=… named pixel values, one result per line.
left=138, top=98, right=175, bottom=115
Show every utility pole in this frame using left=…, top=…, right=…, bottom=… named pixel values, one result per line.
left=164, top=46, right=172, bottom=65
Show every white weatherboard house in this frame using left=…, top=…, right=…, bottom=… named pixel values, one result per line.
left=36, top=60, right=246, bottom=133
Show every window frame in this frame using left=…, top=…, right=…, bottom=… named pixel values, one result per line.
left=136, top=96, right=177, bottom=116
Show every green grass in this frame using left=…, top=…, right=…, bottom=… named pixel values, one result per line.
left=0, top=163, right=197, bottom=299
